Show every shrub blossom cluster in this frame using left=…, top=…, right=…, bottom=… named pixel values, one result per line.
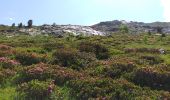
left=0, top=57, right=20, bottom=66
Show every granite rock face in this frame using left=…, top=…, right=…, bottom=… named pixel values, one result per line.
left=17, top=24, right=105, bottom=36
left=40, top=24, right=104, bottom=36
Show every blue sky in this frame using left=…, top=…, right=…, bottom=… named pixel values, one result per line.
left=0, top=0, right=169, bottom=25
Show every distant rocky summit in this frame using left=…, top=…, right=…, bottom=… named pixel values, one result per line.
left=1, top=20, right=170, bottom=36
left=91, top=20, right=170, bottom=34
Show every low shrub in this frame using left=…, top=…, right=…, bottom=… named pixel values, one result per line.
left=124, top=48, right=164, bottom=54
left=139, top=55, right=164, bottom=65
left=52, top=48, right=96, bottom=70
left=0, top=69, right=16, bottom=84
left=0, top=44, right=12, bottom=51
left=16, top=63, right=87, bottom=85
left=0, top=44, right=15, bottom=57
left=17, top=80, right=55, bottom=99
left=0, top=57, right=20, bottom=69
left=42, top=42, right=65, bottom=52
left=67, top=78, right=163, bottom=99
left=131, top=67, right=170, bottom=91
left=15, top=52, right=43, bottom=66
left=78, top=42, right=110, bottom=59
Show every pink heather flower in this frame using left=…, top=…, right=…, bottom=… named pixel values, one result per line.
left=9, top=60, right=20, bottom=65
left=0, top=57, right=7, bottom=62
left=0, top=57, right=20, bottom=65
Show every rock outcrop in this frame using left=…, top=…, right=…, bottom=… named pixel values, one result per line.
left=40, top=24, right=104, bottom=36
left=18, top=24, right=105, bottom=36
left=91, top=20, right=170, bottom=34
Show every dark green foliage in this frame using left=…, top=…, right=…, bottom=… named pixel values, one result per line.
left=27, top=20, right=33, bottom=28
left=162, top=33, right=166, bottom=37
left=18, top=23, right=23, bottom=28
left=15, top=63, right=87, bottom=85
left=52, top=48, right=96, bottom=70
left=156, top=27, right=163, bottom=34
left=131, top=67, right=170, bottom=91
left=119, top=24, right=129, bottom=33
left=17, top=80, right=54, bottom=99
left=140, top=55, right=164, bottom=65
left=11, top=23, right=15, bottom=28
left=78, top=42, right=110, bottom=59
left=15, top=52, right=41, bottom=66
left=0, top=69, right=16, bottom=84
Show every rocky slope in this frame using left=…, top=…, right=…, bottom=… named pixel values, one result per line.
left=18, top=24, right=105, bottom=36
left=1, top=20, right=170, bottom=36
left=91, top=20, right=170, bottom=34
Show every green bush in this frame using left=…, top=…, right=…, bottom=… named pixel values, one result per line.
left=52, top=48, right=96, bottom=70
left=15, top=52, right=42, bottom=66
left=139, top=55, right=164, bottom=65
left=0, top=57, right=20, bottom=69
left=0, top=69, right=16, bottom=84
left=67, top=78, right=162, bottom=99
left=78, top=42, right=110, bottom=59
left=131, top=67, right=170, bottom=91
left=0, top=44, right=14, bottom=57
left=17, top=80, right=55, bottom=99
left=16, top=63, right=87, bottom=85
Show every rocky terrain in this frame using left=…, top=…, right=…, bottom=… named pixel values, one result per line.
left=1, top=20, right=170, bottom=36
left=91, top=20, right=170, bottom=34
left=1, top=20, right=170, bottom=99
left=0, top=24, right=105, bottom=36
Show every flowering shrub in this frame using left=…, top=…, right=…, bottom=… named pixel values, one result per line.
left=124, top=48, right=164, bottom=54
left=95, top=57, right=136, bottom=78
left=139, top=55, right=164, bottom=65
left=0, top=44, right=15, bottom=57
left=0, top=44, right=11, bottom=51
left=0, top=57, right=20, bottom=69
left=52, top=48, right=97, bottom=70
left=17, top=80, right=56, bottom=99
left=16, top=63, right=87, bottom=85
left=0, top=69, right=16, bottom=84
left=15, top=52, right=42, bottom=66
left=132, top=67, right=170, bottom=91
left=67, top=78, right=162, bottom=99
left=78, top=42, right=110, bottom=59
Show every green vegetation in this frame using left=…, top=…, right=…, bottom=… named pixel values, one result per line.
left=1, top=33, right=170, bottom=99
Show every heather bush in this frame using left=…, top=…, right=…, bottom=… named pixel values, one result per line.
left=42, top=42, right=65, bottom=52
left=67, top=78, right=162, bottom=99
left=52, top=48, right=96, bottom=70
left=132, top=67, right=170, bottom=91
left=78, top=42, right=110, bottom=59
left=124, top=48, right=163, bottom=54
left=0, top=69, right=16, bottom=84
left=0, top=57, right=20, bottom=69
left=15, top=52, right=43, bottom=66
left=0, top=44, right=15, bottom=57
left=0, top=44, right=12, bottom=51
left=17, top=80, right=55, bottom=99
left=16, top=63, right=87, bottom=85
left=139, top=55, right=164, bottom=65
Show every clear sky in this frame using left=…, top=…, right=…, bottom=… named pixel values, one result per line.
left=0, top=0, right=169, bottom=25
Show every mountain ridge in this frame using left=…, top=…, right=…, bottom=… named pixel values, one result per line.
left=91, top=20, right=170, bottom=34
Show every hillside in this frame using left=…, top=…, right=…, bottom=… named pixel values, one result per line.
left=1, top=31, right=170, bottom=99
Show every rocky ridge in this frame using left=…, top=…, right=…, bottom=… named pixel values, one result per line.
left=91, top=20, right=170, bottom=34
left=1, top=20, right=170, bottom=36
left=18, top=24, right=105, bottom=36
